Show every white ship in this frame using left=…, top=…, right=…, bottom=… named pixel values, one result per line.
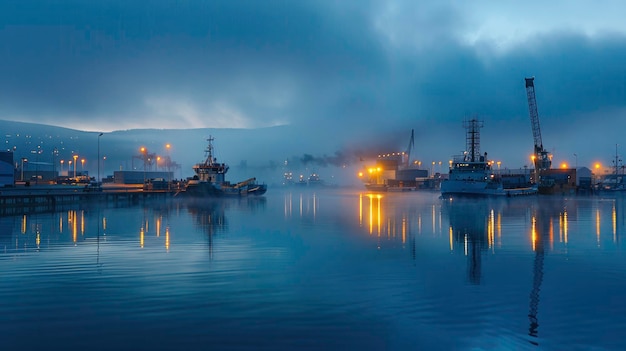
left=440, top=119, right=537, bottom=198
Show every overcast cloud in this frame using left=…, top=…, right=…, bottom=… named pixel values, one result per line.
left=1, top=0, right=625, bottom=168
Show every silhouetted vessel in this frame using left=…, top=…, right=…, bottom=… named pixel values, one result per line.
left=183, top=136, right=267, bottom=197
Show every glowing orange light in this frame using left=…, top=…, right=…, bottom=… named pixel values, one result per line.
left=561, top=163, right=568, bottom=169
left=594, top=163, right=601, bottom=169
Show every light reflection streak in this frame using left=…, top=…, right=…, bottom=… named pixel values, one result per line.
left=613, top=202, right=617, bottom=243
left=140, top=226, right=145, bottom=248
left=531, top=216, right=537, bottom=251
left=432, top=205, right=436, bottom=233
left=402, top=216, right=407, bottom=244
left=72, top=211, right=77, bottom=243
left=596, top=208, right=601, bottom=246
left=156, top=217, right=161, bottom=237
left=165, top=226, right=170, bottom=250
left=368, top=195, right=374, bottom=235
left=313, top=193, right=317, bottom=219
left=488, top=209, right=495, bottom=252
left=21, top=215, right=26, bottom=234
left=496, top=213, right=502, bottom=247
left=464, top=233, right=468, bottom=256
left=418, top=214, right=422, bottom=235
left=561, top=211, right=568, bottom=244
left=377, top=196, right=381, bottom=236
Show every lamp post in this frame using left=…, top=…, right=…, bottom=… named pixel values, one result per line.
left=33, top=146, right=41, bottom=184
left=166, top=143, right=171, bottom=190
left=140, top=147, right=147, bottom=184
left=574, top=153, right=578, bottom=169
left=81, top=159, right=85, bottom=173
left=98, top=133, right=103, bottom=182
left=21, top=158, right=27, bottom=181
left=60, top=160, right=64, bottom=176
left=52, top=147, right=58, bottom=178
left=73, top=155, right=78, bottom=178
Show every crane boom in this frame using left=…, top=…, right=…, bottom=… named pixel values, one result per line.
left=525, top=77, right=551, bottom=171
left=525, top=78, right=543, bottom=152
left=405, top=129, right=414, bottom=167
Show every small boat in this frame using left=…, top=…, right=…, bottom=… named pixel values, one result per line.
left=183, top=136, right=267, bottom=197
left=440, top=119, right=537, bottom=198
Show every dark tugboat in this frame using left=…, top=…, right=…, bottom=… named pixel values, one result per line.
left=183, top=136, right=267, bottom=197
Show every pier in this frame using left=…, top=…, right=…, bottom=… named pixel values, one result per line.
left=0, top=184, right=176, bottom=215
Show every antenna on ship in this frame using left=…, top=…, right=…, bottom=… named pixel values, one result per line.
left=463, top=118, right=483, bottom=162
left=205, top=135, right=215, bottom=166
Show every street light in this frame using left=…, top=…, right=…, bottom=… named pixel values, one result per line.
left=166, top=143, right=171, bottom=189
left=98, top=132, right=103, bottom=182
left=73, top=154, right=78, bottom=178
left=81, top=159, right=85, bottom=173
left=140, top=147, right=147, bottom=183
left=21, top=158, right=27, bottom=181
left=60, top=160, right=64, bottom=176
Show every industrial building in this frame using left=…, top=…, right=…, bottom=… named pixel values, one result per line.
left=113, top=171, right=174, bottom=184
left=0, top=152, right=13, bottom=187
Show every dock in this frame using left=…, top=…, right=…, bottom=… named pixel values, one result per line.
left=0, top=184, right=177, bottom=215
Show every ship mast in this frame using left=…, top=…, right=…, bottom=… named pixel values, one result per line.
left=205, top=136, right=215, bottom=166
left=463, top=119, right=483, bottom=162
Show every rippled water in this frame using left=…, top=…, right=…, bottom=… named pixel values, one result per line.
left=1, top=188, right=625, bottom=350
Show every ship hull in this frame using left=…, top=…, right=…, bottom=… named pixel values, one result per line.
left=441, top=180, right=537, bottom=198
left=183, top=181, right=267, bottom=197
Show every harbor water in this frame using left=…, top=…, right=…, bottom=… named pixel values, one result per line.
left=1, top=188, right=625, bottom=350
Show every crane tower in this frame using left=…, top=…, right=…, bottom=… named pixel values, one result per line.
left=525, top=77, right=551, bottom=171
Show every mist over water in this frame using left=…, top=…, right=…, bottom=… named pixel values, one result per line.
left=1, top=189, right=625, bottom=350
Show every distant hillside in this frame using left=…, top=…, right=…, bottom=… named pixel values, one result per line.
left=0, top=120, right=379, bottom=187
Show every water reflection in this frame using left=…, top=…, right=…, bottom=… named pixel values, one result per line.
left=282, top=190, right=319, bottom=219
left=526, top=198, right=566, bottom=345
left=358, top=193, right=434, bottom=248
left=442, top=199, right=498, bottom=285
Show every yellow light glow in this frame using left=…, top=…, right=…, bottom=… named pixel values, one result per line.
left=561, top=163, right=568, bottom=169
left=358, top=172, right=363, bottom=177
left=595, top=163, right=601, bottom=169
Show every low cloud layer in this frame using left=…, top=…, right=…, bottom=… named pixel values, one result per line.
left=1, top=0, right=625, bottom=168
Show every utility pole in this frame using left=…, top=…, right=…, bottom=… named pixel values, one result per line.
left=98, top=133, right=104, bottom=182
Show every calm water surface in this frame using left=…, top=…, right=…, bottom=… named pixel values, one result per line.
left=1, top=188, right=625, bottom=350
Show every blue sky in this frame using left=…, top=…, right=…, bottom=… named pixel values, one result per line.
left=1, top=0, right=625, bottom=169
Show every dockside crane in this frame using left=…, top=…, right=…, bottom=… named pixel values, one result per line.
left=525, top=77, right=552, bottom=173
